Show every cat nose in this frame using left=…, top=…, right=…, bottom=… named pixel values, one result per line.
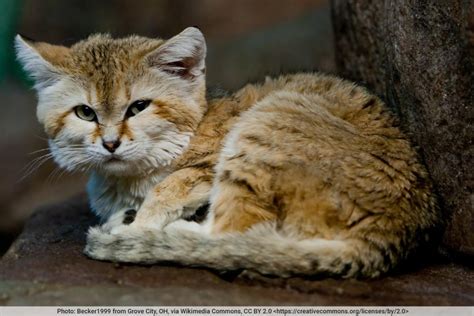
left=102, top=140, right=121, bottom=153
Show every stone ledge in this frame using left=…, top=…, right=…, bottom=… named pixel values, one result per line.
left=0, top=195, right=473, bottom=305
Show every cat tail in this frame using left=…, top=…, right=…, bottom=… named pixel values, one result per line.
left=84, top=222, right=387, bottom=278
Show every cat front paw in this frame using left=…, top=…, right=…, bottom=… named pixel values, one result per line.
left=109, top=209, right=138, bottom=234
left=101, top=208, right=137, bottom=232
left=122, top=209, right=137, bottom=225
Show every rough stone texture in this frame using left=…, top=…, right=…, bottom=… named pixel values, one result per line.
left=0, top=196, right=473, bottom=305
left=331, top=1, right=474, bottom=255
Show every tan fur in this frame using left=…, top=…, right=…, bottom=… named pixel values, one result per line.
left=125, top=73, right=440, bottom=277
left=18, top=33, right=206, bottom=140
left=16, top=30, right=441, bottom=278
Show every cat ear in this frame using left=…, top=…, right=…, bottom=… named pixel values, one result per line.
left=147, top=27, right=206, bottom=79
left=15, top=35, right=70, bottom=90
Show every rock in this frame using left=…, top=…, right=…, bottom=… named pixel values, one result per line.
left=0, top=196, right=472, bottom=305
left=331, top=0, right=474, bottom=256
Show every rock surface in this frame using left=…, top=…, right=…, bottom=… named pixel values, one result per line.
left=0, top=196, right=473, bottom=305
left=331, top=0, right=474, bottom=255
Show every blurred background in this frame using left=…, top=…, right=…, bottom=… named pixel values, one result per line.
left=0, top=0, right=335, bottom=255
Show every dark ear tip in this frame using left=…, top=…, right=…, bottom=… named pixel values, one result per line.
left=191, top=25, right=202, bottom=31
left=17, top=33, right=37, bottom=43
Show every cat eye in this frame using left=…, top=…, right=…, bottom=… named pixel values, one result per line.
left=126, top=100, right=151, bottom=118
left=74, top=105, right=97, bottom=122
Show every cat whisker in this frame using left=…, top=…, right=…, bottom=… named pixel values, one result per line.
left=27, top=148, right=51, bottom=155
left=22, top=148, right=85, bottom=180
left=46, top=166, right=63, bottom=184
left=20, top=151, right=55, bottom=173
left=33, top=134, right=49, bottom=141
left=19, top=153, right=55, bottom=182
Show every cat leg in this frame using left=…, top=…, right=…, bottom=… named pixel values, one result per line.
left=206, top=120, right=280, bottom=233
left=102, top=207, right=137, bottom=231
left=129, top=167, right=213, bottom=230
left=209, top=169, right=277, bottom=234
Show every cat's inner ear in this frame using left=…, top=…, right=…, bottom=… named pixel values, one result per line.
left=146, top=27, right=206, bottom=79
left=14, top=35, right=70, bottom=90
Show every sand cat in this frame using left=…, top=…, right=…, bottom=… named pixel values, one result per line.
left=15, top=27, right=440, bottom=278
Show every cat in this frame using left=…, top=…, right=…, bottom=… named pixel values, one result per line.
left=15, top=27, right=441, bottom=278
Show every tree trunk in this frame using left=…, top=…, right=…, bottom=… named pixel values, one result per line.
left=331, top=0, right=474, bottom=256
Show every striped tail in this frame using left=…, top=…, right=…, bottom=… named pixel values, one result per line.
left=84, top=222, right=389, bottom=278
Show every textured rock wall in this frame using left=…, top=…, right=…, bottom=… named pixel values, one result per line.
left=331, top=0, right=474, bottom=255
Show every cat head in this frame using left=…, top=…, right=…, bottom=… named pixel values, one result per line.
left=15, top=27, right=207, bottom=177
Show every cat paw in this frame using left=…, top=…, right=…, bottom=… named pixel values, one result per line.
left=106, top=209, right=137, bottom=234
left=130, top=216, right=168, bottom=230
left=101, top=208, right=136, bottom=232
left=110, top=224, right=134, bottom=235
left=122, top=209, right=137, bottom=225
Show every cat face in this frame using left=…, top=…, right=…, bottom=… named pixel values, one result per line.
left=16, top=28, right=207, bottom=176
